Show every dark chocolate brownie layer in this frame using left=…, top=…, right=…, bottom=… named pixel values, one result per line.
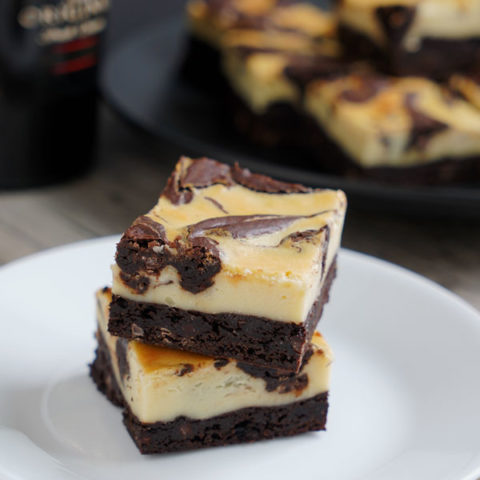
left=124, top=392, right=328, bottom=454
left=89, top=330, right=124, bottom=407
left=90, top=337, right=328, bottom=455
left=109, top=259, right=336, bottom=373
left=225, top=52, right=349, bottom=148
left=338, top=24, right=480, bottom=80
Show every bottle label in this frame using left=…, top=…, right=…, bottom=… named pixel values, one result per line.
left=17, top=0, right=109, bottom=75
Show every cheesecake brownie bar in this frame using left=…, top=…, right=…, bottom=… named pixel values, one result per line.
left=184, top=0, right=337, bottom=89
left=304, top=73, right=480, bottom=184
left=221, top=27, right=346, bottom=147
left=91, top=288, right=332, bottom=454
left=110, top=156, right=346, bottom=372
left=337, top=0, right=480, bottom=79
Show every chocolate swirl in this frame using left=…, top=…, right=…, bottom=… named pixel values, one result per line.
left=375, top=6, right=416, bottom=45
left=404, top=93, right=447, bottom=150
left=237, top=348, right=313, bottom=394
left=188, top=214, right=304, bottom=239
left=162, top=157, right=310, bottom=205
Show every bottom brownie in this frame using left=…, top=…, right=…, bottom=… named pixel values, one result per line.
left=90, top=332, right=328, bottom=454
left=124, top=392, right=328, bottom=454
left=90, top=331, right=124, bottom=407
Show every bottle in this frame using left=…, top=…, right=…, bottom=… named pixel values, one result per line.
left=0, top=0, right=110, bottom=188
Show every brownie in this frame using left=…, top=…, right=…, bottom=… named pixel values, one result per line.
left=303, top=73, right=480, bottom=185
left=302, top=115, right=480, bottom=186
left=338, top=24, right=480, bottom=80
left=111, top=157, right=346, bottom=372
left=110, top=258, right=336, bottom=372
left=183, top=0, right=338, bottom=91
left=90, top=330, right=329, bottom=455
left=223, top=47, right=350, bottom=148
left=336, top=1, right=480, bottom=80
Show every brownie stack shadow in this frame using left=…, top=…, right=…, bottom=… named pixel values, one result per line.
left=90, top=156, right=347, bottom=454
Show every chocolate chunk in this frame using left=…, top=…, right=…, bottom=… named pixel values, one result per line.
left=171, top=242, right=222, bottom=294
left=177, top=364, right=194, bottom=376
left=119, top=271, right=150, bottom=294
left=237, top=347, right=313, bottom=393
left=189, top=236, right=220, bottom=259
left=375, top=6, right=416, bottom=44
left=404, top=93, right=448, bottom=150
left=162, top=157, right=235, bottom=205
left=182, top=157, right=234, bottom=188
left=232, top=163, right=309, bottom=193
left=214, top=359, right=229, bottom=370
left=236, top=362, right=309, bottom=394
left=123, top=215, right=166, bottom=242
left=116, top=338, right=130, bottom=383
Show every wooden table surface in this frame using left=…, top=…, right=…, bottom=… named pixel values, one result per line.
left=1, top=106, right=479, bottom=312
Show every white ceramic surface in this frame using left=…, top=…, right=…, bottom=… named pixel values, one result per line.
left=1, top=236, right=480, bottom=480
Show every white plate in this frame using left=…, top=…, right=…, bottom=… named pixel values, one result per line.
left=1, top=236, right=480, bottom=480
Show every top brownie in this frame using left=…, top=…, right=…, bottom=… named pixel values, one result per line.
left=337, top=0, right=480, bottom=78
left=111, top=157, right=346, bottom=371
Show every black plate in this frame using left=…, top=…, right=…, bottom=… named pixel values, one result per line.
left=100, top=17, right=480, bottom=218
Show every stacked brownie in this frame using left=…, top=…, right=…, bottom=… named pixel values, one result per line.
left=184, top=0, right=480, bottom=185
left=90, top=156, right=347, bottom=454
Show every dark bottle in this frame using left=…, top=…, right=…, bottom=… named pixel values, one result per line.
left=0, top=0, right=109, bottom=188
